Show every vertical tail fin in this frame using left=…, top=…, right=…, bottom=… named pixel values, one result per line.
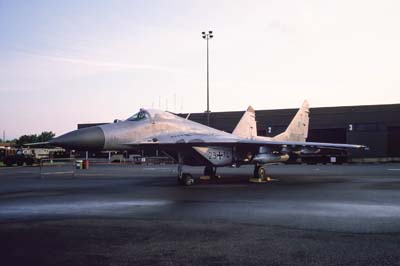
left=274, top=100, right=310, bottom=142
left=232, top=106, right=257, bottom=139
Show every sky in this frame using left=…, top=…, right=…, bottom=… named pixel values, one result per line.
left=1, top=0, right=400, bottom=139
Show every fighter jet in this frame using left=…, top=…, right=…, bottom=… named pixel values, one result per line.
left=47, top=100, right=366, bottom=185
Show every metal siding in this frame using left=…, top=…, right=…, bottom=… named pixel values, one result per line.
left=347, top=131, right=388, bottom=158
left=388, top=127, right=400, bottom=157
left=308, top=128, right=347, bottom=143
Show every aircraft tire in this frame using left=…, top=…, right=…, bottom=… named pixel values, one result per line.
left=254, top=165, right=266, bottom=179
left=182, top=173, right=195, bottom=186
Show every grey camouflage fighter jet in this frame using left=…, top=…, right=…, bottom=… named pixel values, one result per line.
left=47, top=100, right=366, bottom=185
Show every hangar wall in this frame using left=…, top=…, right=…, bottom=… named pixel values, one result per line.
left=181, top=104, right=400, bottom=159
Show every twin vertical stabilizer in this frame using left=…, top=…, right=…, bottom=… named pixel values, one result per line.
left=273, top=100, right=309, bottom=142
left=233, top=100, right=310, bottom=142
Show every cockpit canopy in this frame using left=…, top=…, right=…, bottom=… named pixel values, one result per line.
left=126, top=108, right=179, bottom=122
left=126, top=109, right=149, bottom=121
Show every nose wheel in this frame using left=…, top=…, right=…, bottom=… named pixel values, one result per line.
left=177, top=164, right=195, bottom=186
left=177, top=172, right=195, bottom=186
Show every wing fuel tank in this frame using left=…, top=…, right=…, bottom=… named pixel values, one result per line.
left=253, top=153, right=289, bottom=164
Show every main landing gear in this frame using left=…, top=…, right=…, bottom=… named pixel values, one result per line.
left=252, top=164, right=269, bottom=182
left=254, top=164, right=266, bottom=179
left=203, top=166, right=219, bottom=179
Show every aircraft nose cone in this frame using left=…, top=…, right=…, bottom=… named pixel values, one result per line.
left=50, top=126, right=105, bottom=150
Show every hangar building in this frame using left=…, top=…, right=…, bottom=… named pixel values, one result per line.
left=78, top=103, right=400, bottom=160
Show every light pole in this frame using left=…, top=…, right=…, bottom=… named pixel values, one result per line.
left=202, top=30, right=213, bottom=126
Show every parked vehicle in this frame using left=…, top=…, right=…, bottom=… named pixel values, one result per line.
left=0, top=147, right=65, bottom=166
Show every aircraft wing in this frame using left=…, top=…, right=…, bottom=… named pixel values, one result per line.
left=124, top=134, right=367, bottom=150
left=237, top=139, right=366, bottom=150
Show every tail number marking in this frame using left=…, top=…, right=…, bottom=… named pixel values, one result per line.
left=208, top=151, right=230, bottom=160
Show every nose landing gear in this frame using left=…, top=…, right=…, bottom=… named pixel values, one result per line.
left=178, top=173, right=195, bottom=186
left=177, top=162, right=195, bottom=186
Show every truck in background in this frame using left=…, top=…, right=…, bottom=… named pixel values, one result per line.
left=0, top=147, right=66, bottom=167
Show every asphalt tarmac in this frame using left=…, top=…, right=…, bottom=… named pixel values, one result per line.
left=1, top=163, right=400, bottom=266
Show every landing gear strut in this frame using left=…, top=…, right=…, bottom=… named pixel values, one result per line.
left=176, top=154, right=195, bottom=186
left=204, top=166, right=217, bottom=177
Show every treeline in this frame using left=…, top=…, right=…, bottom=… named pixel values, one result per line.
left=12, top=131, right=55, bottom=146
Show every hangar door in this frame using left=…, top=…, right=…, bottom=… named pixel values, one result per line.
left=308, top=128, right=347, bottom=143
left=388, top=127, right=400, bottom=157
